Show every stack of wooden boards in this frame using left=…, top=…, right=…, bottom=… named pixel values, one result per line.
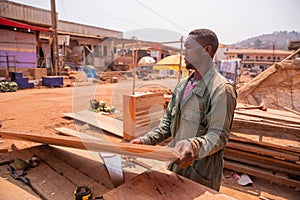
left=228, top=105, right=300, bottom=188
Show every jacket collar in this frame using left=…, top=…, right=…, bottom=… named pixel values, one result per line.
left=192, top=66, right=216, bottom=97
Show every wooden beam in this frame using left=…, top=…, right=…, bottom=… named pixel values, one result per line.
left=227, top=141, right=300, bottom=161
left=229, top=133, right=300, bottom=154
left=224, top=151, right=300, bottom=176
left=225, top=148, right=300, bottom=172
left=224, top=160, right=300, bottom=188
left=0, top=130, right=180, bottom=162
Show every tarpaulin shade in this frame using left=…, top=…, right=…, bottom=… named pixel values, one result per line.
left=0, top=17, right=50, bottom=32
left=153, top=55, right=186, bottom=70
left=138, top=56, right=156, bottom=65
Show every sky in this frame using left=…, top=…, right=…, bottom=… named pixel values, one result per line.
left=10, top=0, right=300, bottom=44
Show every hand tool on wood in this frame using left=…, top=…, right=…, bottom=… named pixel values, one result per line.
left=99, top=152, right=123, bottom=187
left=0, top=159, right=14, bottom=166
left=74, top=185, right=103, bottom=200
left=7, top=164, right=30, bottom=184
left=7, top=164, right=47, bottom=199
left=122, top=156, right=152, bottom=170
left=55, top=127, right=124, bottom=187
left=74, top=186, right=92, bottom=200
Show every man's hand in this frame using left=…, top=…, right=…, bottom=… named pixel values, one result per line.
left=174, top=140, right=194, bottom=169
left=129, top=138, right=143, bottom=144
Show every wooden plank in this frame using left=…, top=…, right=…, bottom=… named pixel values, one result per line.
left=103, top=169, right=235, bottom=200
left=62, top=110, right=123, bottom=138
left=232, top=119, right=300, bottom=140
left=224, top=150, right=300, bottom=176
left=0, top=145, right=112, bottom=199
left=234, top=113, right=300, bottom=129
left=227, top=141, right=299, bottom=161
left=234, top=110, right=300, bottom=125
left=0, top=130, right=180, bottom=162
left=0, top=178, right=40, bottom=200
left=225, top=148, right=300, bottom=172
left=229, top=132, right=300, bottom=154
left=224, top=160, right=300, bottom=188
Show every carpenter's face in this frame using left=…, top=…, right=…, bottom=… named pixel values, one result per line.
left=183, top=35, right=212, bottom=73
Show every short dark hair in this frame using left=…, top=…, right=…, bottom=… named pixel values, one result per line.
left=189, top=29, right=219, bottom=56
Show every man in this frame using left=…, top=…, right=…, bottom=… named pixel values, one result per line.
left=130, top=28, right=237, bottom=191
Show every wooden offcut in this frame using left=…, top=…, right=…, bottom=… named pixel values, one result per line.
left=62, top=110, right=123, bottom=138
left=123, top=92, right=164, bottom=141
left=103, top=169, right=235, bottom=200
left=0, top=130, right=180, bottom=162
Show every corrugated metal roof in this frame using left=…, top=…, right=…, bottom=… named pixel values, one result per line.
left=0, top=0, right=122, bottom=38
left=225, top=49, right=293, bottom=55
left=0, top=0, right=52, bottom=26
left=58, top=20, right=122, bottom=38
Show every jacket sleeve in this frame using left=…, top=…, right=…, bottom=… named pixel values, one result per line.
left=188, top=83, right=237, bottom=159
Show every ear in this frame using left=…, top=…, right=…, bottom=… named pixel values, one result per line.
left=204, top=45, right=213, bottom=54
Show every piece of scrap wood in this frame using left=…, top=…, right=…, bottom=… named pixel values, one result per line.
left=62, top=110, right=123, bottom=138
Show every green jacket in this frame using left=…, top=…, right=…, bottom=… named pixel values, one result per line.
left=139, top=67, right=237, bottom=191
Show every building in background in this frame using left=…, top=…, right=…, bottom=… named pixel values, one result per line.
left=224, top=49, right=293, bottom=71
left=0, top=0, right=180, bottom=79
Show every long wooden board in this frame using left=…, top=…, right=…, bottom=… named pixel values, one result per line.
left=224, top=150, right=300, bottom=176
left=103, top=169, right=235, bottom=200
left=62, top=110, right=123, bottom=138
left=227, top=141, right=299, bottom=161
left=224, top=160, right=300, bottom=189
left=0, top=130, right=180, bottom=162
left=230, top=132, right=300, bottom=154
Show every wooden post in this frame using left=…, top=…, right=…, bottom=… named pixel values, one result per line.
left=178, top=36, right=183, bottom=83
left=51, top=0, right=59, bottom=75
left=132, top=38, right=136, bottom=95
left=5, top=52, right=9, bottom=80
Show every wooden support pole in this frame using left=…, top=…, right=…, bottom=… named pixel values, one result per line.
left=51, top=0, right=59, bottom=75
left=178, top=36, right=183, bottom=83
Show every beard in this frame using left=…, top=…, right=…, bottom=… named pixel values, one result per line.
left=185, top=60, right=195, bottom=70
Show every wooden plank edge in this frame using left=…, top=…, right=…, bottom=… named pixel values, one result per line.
left=224, top=160, right=300, bottom=188
left=62, top=112, right=123, bottom=138
left=0, top=130, right=180, bottom=162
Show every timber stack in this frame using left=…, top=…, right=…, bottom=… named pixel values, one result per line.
left=224, top=105, right=300, bottom=188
